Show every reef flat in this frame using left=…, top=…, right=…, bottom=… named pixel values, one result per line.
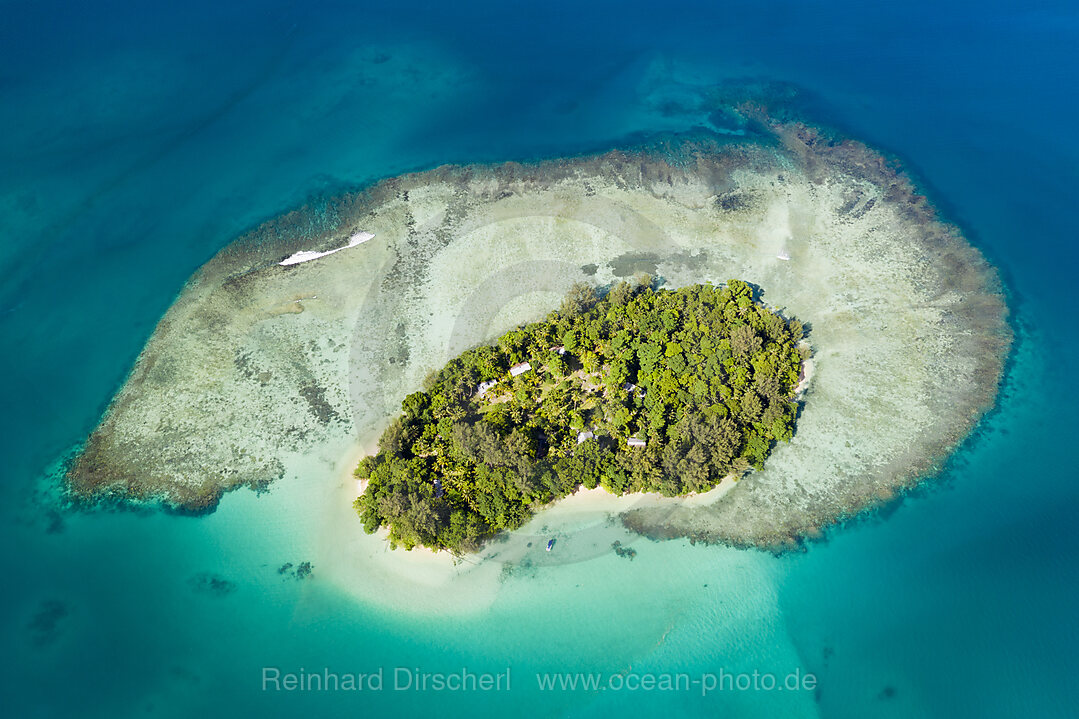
left=67, top=112, right=1010, bottom=548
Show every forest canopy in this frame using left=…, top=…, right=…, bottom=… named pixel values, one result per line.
left=354, top=278, right=808, bottom=553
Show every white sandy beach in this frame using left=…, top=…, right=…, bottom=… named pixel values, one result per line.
left=279, top=231, right=374, bottom=266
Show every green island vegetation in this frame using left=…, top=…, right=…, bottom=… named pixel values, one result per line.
left=354, top=278, right=808, bottom=553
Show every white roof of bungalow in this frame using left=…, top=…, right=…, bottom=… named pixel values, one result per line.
left=576, top=431, right=594, bottom=444
left=476, top=379, right=498, bottom=397
left=627, top=437, right=646, bottom=448
left=509, top=362, right=532, bottom=377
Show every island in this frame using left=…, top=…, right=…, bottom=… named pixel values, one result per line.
left=355, top=279, right=807, bottom=552
left=64, top=86, right=1011, bottom=551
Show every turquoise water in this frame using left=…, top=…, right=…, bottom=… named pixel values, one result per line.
left=2, top=1, right=1077, bottom=716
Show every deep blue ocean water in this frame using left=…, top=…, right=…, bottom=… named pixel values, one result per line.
left=2, top=1, right=1077, bottom=717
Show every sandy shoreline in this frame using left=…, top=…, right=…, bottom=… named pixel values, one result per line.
left=311, top=434, right=741, bottom=611
left=343, top=438, right=739, bottom=565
